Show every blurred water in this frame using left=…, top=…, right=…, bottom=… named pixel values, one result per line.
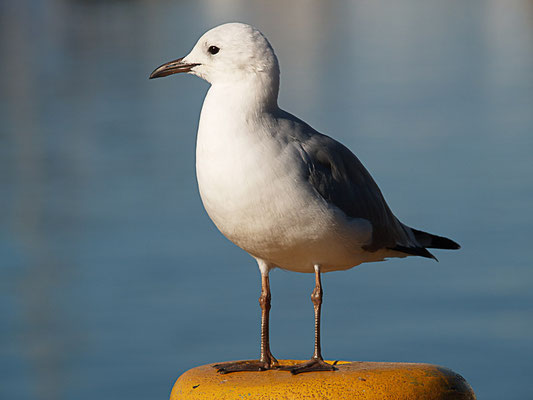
left=1, top=0, right=532, bottom=399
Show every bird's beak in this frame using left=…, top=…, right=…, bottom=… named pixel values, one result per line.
left=149, top=57, right=200, bottom=79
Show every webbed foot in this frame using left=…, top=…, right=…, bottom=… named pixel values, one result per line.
left=213, top=357, right=278, bottom=374
left=279, top=358, right=337, bottom=375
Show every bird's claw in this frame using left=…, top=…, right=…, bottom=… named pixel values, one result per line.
left=212, top=358, right=278, bottom=374
left=278, top=358, right=337, bottom=375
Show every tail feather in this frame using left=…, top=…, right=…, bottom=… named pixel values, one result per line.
left=391, top=245, right=437, bottom=260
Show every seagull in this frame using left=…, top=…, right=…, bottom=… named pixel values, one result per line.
left=150, top=22, right=460, bottom=375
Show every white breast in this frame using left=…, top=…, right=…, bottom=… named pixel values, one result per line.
left=195, top=87, right=372, bottom=272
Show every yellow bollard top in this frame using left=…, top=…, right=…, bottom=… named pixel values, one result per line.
left=170, top=360, right=476, bottom=400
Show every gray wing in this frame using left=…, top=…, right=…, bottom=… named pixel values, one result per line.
left=300, top=132, right=421, bottom=253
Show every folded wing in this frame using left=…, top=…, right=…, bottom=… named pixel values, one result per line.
left=300, top=132, right=458, bottom=259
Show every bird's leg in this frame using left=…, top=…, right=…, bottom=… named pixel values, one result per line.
left=259, top=272, right=278, bottom=367
left=213, top=266, right=278, bottom=373
left=281, top=265, right=336, bottom=375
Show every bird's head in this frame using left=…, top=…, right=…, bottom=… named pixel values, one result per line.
left=149, top=23, right=280, bottom=86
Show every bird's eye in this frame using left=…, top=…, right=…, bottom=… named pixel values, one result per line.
left=208, top=45, right=220, bottom=55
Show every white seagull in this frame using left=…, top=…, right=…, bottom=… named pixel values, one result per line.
left=150, top=22, right=460, bottom=375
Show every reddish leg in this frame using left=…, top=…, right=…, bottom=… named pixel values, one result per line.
left=213, top=269, right=278, bottom=373
left=280, top=265, right=336, bottom=375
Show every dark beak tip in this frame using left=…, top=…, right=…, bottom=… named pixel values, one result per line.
left=149, top=67, right=166, bottom=80
left=149, top=58, right=200, bottom=81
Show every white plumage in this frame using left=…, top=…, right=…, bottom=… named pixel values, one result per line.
left=150, top=22, right=459, bottom=374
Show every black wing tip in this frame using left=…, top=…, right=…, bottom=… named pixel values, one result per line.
left=410, top=228, right=461, bottom=250
left=430, top=236, right=461, bottom=250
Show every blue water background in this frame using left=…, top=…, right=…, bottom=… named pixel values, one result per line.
left=1, top=1, right=532, bottom=399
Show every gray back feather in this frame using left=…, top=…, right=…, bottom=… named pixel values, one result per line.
left=300, top=132, right=413, bottom=251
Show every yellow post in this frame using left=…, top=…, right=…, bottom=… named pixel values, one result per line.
left=170, top=360, right=476, bottom=399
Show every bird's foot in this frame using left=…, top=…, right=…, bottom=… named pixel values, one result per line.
left=213, top=357, right=278, bottom=374
left=279, top=358, right=337, bottom=375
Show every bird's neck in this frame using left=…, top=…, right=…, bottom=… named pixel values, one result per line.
left=205, top=73, right=280, bottom=117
